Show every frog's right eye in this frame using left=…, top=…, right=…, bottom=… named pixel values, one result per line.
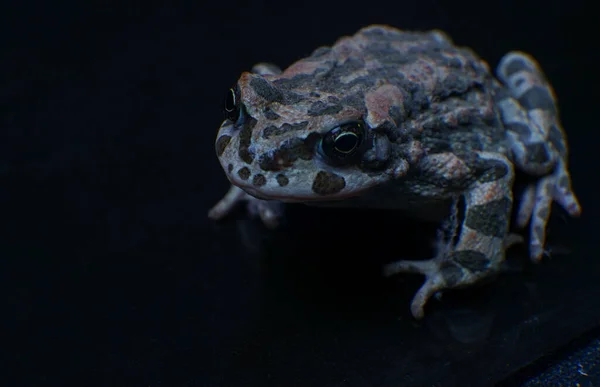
left=224, top=85, right=241, bottom=123
left=318, top=121, right=367, bottom=165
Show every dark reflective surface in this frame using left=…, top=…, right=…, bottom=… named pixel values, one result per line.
left=2, top=1, right=598, bottom=386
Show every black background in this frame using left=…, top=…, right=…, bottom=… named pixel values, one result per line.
left=2, top=1, right=599, bottom=386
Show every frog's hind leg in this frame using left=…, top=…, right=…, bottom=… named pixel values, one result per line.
left=384, top=153, right=516, bottom=319
left=495, top=52, right=581, bottom=261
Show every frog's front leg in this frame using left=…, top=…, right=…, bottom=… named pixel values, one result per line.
left=208, top=185, right=284, bottom=228
left=384, top=152, right=515, bottom=319
left=208, top=62, right=284, bottom=228
left=495, top=52, right=581, bottom=260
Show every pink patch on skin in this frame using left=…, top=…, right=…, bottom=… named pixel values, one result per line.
left=331, top=37, right=363, bottom=62
left=280, top=60, right=326, bottom=78
left=365, top=84, right=405, bottom=127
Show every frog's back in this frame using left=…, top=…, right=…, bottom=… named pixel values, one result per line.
left=279, top=25, right=494, bottom=102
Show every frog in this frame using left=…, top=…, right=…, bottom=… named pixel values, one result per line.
left=208, top=25, right=581, bottom=319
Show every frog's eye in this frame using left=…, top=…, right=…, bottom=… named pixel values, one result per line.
left=319, top=121, right=366, bottom=164
left=224, top=85, right=241, bottom=123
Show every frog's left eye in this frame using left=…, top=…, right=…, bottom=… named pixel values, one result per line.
left=319, top=121, right=366, bottom=164
left=224, top=85, right=241, bottom=123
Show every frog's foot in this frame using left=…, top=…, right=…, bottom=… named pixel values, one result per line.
left=515, top=161, right=581, bottom=261
left=495, top=52, right=582, bottom=261
left=208, top=185, right=284, bottom=228
left=384, top=233, right=523, bottom=320
left=384, top=151, right=517, bottom=319
left=383, top=250, right=497, bottom=319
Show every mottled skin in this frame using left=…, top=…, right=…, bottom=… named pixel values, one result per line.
left=209, top=25, right=581, bottom=319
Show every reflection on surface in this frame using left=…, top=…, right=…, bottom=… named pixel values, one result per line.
left=212, top=203, right=594, bottom=386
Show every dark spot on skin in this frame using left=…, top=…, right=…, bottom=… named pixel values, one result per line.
left=327, top=96, right=340, bottom=103
left=368, top=67, right=406, bottom=85
left=253, top=174, right=266, bottom=186
left=340, top=94, right=366, bottom=111
left=403, top=87, right=429, bottom=116
left=548, top=124, right=567, bottom=157
left=453, top=150, right=479, bottom=168
left=310, top=92, right=321, bottom=98
left=258, top=133, right=321, bottom=171
left=502, top=58, right=529, bottom=77
left=312, top=171, right=346, bottom=195
left=250, top=77, right=284, bottom=103
left=361, top=133, right=391, bottom=170
left=445, top=57, right=462, bottom=68
left=537, top=205, right=550, bottom=220
left=388, top=105, right=404, bottom=126
left=263, top=107, right=280, bottom=120
left=317, top=62, right=371, bottom=94
left=475, top=158, right=510, bottom=183
left=346, top=76, right=375, bottom=89
left=492, top=87, right=510, bottom=103
left=238, top=167, right=251, bottom=180
left=526, top=143, right=551, bottom=164
left=505, top=122, right=531, bottom=140
left=238, top=118, right=256, bottom=164
left=276, top=174, right=289, bottom=186
left=227, top=164, right=233, bottom=173
left=433, top=72, right=479, bottom=99
left=533, top=225, right=545, bottom=242
left=366, top=44, right=415, bottom=66
left=423, top=139, right=452, bottom=154
left=263, top=121, right=309, bottom=139
left=465, top=197, right=511, bottom=238
left=274, top=74, right=318, bottom=90
left=484, top=110, right=502, bottom=127
left=449, top=250, right=490, bottom=273
left=416, top=151, right=473, bottom=190
left=284, top=91, right=305, bottom=105
left=341, top=57, right=366, bottom=72
left=307, top=101, right=343, bottom=116
left=262, top=125, right=278, bottom=137
left=439, top=262, right=464, bottom=287
left=558, top=175, right=569, bottom=190
left=215, top=135, right=231, bottom=157
left=467, top=59, right=489, bottom=76
left=518, top=86, right=557, bottom=114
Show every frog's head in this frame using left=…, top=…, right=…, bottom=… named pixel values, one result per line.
left=214, top=71, right=406, bottom=203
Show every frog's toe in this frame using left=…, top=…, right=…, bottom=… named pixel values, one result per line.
left=516, top=184, right=536, bottom=229
left=408, top=273, right=446, bottom=319
left=384, top=251, right=497, bottom=319
left=524, top=162, right=581, bottom=261
left=208, top=185, right=246, bottom=221
left=552, top=161, right=581, bottom=217
left=246, top=196, right=284, bottom=228
left=208, top=185, right=284, bottom=228
left=383, top=259, right=445, bottom=319
left=527, top=175, right=553, bottom=260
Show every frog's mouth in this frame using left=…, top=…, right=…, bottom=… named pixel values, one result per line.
left=230, top=176, right=374, bottom=204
